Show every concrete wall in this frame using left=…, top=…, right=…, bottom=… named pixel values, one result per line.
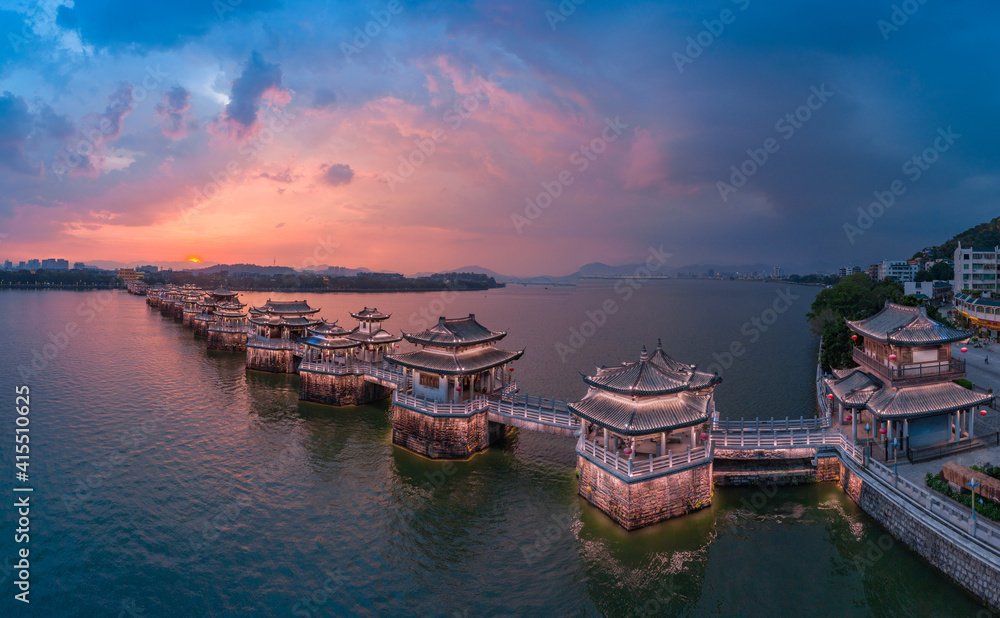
left=577, top=458, right=712, bottom=530
left=390, top=404, right=507, bottom=459
left=840, top=461, right=1000, bottom=611
left=299, top=371, right=391, bottom=406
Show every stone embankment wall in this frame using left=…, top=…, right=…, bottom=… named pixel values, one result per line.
left=840, top=461, right=1000, bottom=611
left=713, top=455, right=839, bottom=487
left=577, top=459, right=712, bottom=530
left=299, top=371, right=391, bottom=406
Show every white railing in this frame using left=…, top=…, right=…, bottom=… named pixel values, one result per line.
left=365, top=364, right=405, bottom=385
left=392, top=391, right=491, bottom=415
left=711, top=428, right=842, bottom=450
left=850, top=448, right=1000, bottom=554
left=208, top=324, right=249, bottom=333
left=578, top=435, right=710, bottom=479
left=491, top=398, right=579, bottom=430
left=713, top=416, right=831, bottom=432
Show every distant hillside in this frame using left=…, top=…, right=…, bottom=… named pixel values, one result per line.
left=196, top=263, right=296, bottom=275
left=931, top=216, right=1000, bottom=258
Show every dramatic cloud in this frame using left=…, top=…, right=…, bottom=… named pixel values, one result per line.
left=222, top=51, right=285, bottom=137
left=154, top=86, right=193, bottom=138
left=320, top=163, right=354, bottom=186
left=0, top=92, right=43, bottom=176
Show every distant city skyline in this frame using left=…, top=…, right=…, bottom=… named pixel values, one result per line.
left=1, top=2, right=998, bottom=275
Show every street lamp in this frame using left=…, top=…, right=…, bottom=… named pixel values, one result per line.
left=969, top=477, right=981, bottom=523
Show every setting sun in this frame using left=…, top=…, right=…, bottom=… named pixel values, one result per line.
left=186, top=256, right=202, bottom=263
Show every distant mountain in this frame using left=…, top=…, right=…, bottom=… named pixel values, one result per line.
left=299, top=264, right=373, bottom=277
left=929, top=215, right=1000, bottom=259
left=439, top=265, right=513, bottom=280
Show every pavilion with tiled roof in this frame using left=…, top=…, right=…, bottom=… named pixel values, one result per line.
left=246, top=299, right=322, bottom=373
left=346, top=307, right=401, bottom=364
left=572, top=340, right=721, bottom=530
left=826, top=301, right=994, bottom=459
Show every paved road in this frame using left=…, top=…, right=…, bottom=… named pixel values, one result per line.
left=951, top=342, right=1000, bottom=436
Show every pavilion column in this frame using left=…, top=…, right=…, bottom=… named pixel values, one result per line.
left=903, top=418, right=909, bottom=452
left=852, top=412, right=858, bottom=443
left=690, top=426, right=696, bottom=447
left=970, top=406, right=976, bottom=439
left=660, top=432, right=667, bottom=456
left=603, top=428, right=609, bottom=450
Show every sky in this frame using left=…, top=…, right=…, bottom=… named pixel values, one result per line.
left=0, top=0, right=998, bottom=276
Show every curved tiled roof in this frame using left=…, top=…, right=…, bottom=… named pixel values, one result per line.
left=847, top=302, right=970, bottom=346
left=866, top=381, right=993, bottom=419
left=310, top=320, right=350, bottom=336
left=249, top=299, right=321, bottom=316
left=300, top=334, right=359, bottom=350
left=584, top=340, right=720, bottom=397
left=385, top=346, right=522, bottom=375
left=402, top=314, right=506, bottom=347
left=824, top=370, right=882, bottom=408
left=348, top=326, right=402, bottom=345
left=570, top=390, right=712, bottom=435
left=350, top=307, right=390, bottom=320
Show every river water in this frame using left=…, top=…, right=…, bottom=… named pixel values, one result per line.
left=0, top=280, right=988, bottom=616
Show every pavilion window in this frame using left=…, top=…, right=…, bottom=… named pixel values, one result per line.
left=419, top=374, right=440, bottom=389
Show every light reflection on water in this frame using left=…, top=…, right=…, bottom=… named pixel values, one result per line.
left=0, top=282, right=987, bottom=616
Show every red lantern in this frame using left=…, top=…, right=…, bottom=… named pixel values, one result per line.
left=827, top=393, right=834, bottom=400
left=508, top=366, right=514, bottom=372
left=889, top=354, right=897, bottom=361
left=961, top=347, right=968, bottom=353
left=981, top=409, right=989, bottom=417
left=699, top=433, right=709, bottom=441
left=845, top=414, right=853, bottom=422
left=623, top=447, right=633, bottom=456
left=879, top=427, right=887, bottom=435
left=851, top=334, right=858, bottom=341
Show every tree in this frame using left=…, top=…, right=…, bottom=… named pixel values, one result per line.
left=928, top=261, right=953, bottom=280
left=915, top=270, right=933, bottom=282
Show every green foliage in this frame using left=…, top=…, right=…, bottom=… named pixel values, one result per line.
left=926, top=473, right=1000, bottom=522
left=933, top=216, right=1000, bottom=259
left=808, top=274, right=905, bottom=372
left=970, top=464, right=1000, bottom=482
left=914, top=270, right=933, bottom=282
left=928, top=261, right=953, bottom=280
left=954, top=379, right=973, bottom=389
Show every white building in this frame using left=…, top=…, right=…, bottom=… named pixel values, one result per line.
left=877, top=260, right=917, bottom=282
left=953, top=241, right=999, bottom=293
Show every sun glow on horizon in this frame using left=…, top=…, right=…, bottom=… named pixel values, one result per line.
left=186, top=256, right=202, bottom=263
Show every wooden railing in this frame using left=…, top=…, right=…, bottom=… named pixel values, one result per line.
left=577, top=435, right=710, bottom=479
left=392, top=391, right=491, bottom=415
left=853, top=348, right=965, bottom=383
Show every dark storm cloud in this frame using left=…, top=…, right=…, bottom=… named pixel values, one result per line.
left=154, top=86, right=192, bottom=138
left=0, top=92, right=43, bottom=176
left=52, top=0, right=281, bottom=50
left=320, top=163, right=354, bottom=186
left=223, top=51, right=283, bottom=130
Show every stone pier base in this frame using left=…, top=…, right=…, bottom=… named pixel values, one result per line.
left=299, top=371, right=391, bottom=406
left=246, top=345, right=300, bottom=373
left=577, top=458, right=713, bottom=530
left=207, top=330, right=247, bottom=352
left=712, top=454, right=840, bottom=486
left=390, top=404, right=507, bottom=459
left=182, top=312, right=197, bottom=327
left=193, top=318, right=213, bottom=337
